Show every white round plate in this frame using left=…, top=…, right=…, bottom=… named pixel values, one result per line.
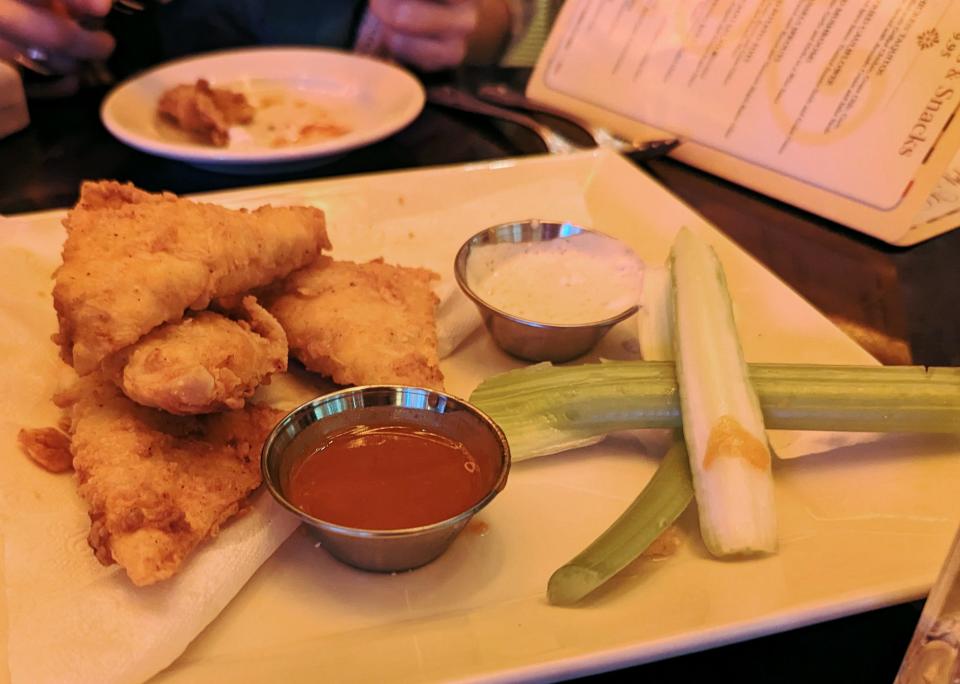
left=101, top=47, right=425, bottom=174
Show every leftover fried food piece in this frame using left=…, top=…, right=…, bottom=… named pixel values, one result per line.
left=61, top=375, right=284, bottom=586
left=18, top=427, right=73, bottom=473
left=266, top=256, right=444, bottom=389
left=54, top=180, right=330, bottom=375
left=157, top=78, right=254, bottom=146
left=103, top=296, right=287, bottom=415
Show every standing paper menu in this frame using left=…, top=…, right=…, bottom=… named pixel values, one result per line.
left=527, top=0, right=960, bottom=245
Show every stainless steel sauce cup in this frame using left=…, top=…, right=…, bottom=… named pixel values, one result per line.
left=261, top=385, right=510, bottom=572
left=454, top=220, right=639, bottom=363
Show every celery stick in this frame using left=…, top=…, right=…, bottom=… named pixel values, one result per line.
left=471, top=361, right=678, bottom=459
left=548, top=262, right=690, bottom=608
left=637, top=264, right=674, bottom=362
left=670, top=229, right=777, bottom=556
left=470, top=361, right=960, bottom=461
left=548, top=436, right=693, bottom=606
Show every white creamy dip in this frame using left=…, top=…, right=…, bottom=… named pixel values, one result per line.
left=466, top=231, right=644, bottom=325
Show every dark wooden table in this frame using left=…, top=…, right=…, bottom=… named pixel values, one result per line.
left=2, top=68, right=957, bottom=683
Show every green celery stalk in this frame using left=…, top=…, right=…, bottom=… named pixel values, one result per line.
left=469, top=360, right=960, bottom=461
left=548, top=262, right=691, bottom=607
left=547, top=435, right=693, bottom=606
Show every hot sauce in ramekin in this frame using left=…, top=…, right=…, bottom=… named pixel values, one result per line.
left=286, top=424, right=499, bottom=529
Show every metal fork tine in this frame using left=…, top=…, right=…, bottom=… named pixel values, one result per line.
left=477, top=83, right=606, bottom=147
left=427, top=85, right=580, bottom=155
left=475, top=83, right=682, bottom=160
left=14, top=52, right=54, bottom=77
left=113, top=0, right=146, bottom=10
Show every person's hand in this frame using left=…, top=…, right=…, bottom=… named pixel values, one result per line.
left=368, top=0, right=481, bottom=72
left=0, top=0, right=115, bottom=75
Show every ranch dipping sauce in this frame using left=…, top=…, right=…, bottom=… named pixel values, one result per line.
left=465, top=231, right=644, bottom=325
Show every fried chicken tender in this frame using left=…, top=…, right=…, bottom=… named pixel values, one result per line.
left=57, top=376, right=284, bottom=586
left=157, top=78, right=255, bottom=146
left=266, top=256, right=444, bottom=389
left=102, top=296, right=287, bottom=415
left=53, top=181, right=331, bottom=375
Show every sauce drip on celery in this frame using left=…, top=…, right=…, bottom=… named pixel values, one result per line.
left=703, top=415, right=770, bottom=470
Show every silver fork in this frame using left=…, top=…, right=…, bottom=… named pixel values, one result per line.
left=476, top=83, right=680, bottom=159
left=427, top=85, right=580, bottom=155
left=112, top=0, right=146, bottom=13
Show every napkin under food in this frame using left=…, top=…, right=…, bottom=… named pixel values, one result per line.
left=0, top=211, right=481, bottom=684
left=0, top=227, right=291, bottom=684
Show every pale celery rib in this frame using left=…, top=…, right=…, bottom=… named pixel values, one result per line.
left=547, top=435, right=693, bottom=606
left=670, top=228, right=776, bottom=556
left=469, top=361, right=960, bottom=462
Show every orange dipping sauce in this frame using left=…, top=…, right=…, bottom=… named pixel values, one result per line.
left=286, top=424, right=498, bottom=530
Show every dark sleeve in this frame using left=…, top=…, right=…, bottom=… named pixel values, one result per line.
left=108, top=0, right=368, bottom=77
left=254, top=0, right=367, bottom=48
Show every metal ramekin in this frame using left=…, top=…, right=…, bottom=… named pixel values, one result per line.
left=454, top=219, right=640, bottom=363
left=261, top=385, right=511, bottom=573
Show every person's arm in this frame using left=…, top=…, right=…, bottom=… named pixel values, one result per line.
left=364, top=0, right=515, bottom=71
left=465, top=0, right=512, bottom=64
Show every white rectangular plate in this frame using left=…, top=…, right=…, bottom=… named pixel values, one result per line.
left=4, top=150, right=960, bottom=683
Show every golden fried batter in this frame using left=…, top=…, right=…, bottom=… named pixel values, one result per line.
left=18, top=427, right=73, bottom=473
left=58, top=375, right=284, bottom=586
left=103, top=296, right=287, bottom=415
left=157, top=78, right=254, bottom=146
left=266, top=257, right=444, bottom=389
left=54, top=181, right=330, bottom=375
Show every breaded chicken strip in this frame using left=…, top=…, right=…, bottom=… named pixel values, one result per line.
left=157, top=78, right=254, bottom=146
left=56, top=376, right=284, bottom=586
left=54, top=181, right=330, bottom=375
left=266, top=256, right=444, bottom=390
left=102, top=296, right=287, bottom=415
